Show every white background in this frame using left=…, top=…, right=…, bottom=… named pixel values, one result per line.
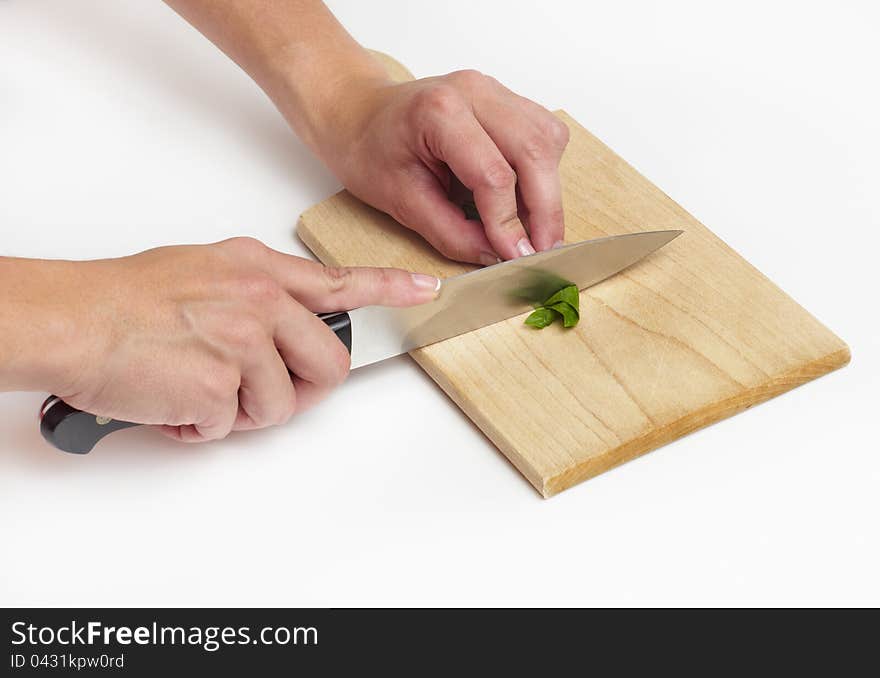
left=1, top=1, right=877, bottom=606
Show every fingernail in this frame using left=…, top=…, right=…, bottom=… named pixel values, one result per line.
left=552, top=240, right=565, bottom=249
left=515, top=237, right=536, bottom=257
left=411, top=273, right=441, bottom=294
left=480, top=251, right=502, bottom=267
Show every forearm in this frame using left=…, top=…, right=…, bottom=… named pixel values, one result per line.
left=0, top=258, right=89, bottom=393
left=162, top=1, right=568, bottom=263
left=163, top=0, right=388, bottom=155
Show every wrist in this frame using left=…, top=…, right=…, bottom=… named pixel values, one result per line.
left=0, top=258, right=108, bottom=395
left=266, top=46, right=392, bottom=164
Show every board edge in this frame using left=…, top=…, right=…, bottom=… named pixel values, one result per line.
left=297, top=208, right=344, bottom=267
left=541, top=344, right=851, bottom=497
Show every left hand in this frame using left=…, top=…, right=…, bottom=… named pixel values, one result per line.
left=310, top=69, right=570, bottom=266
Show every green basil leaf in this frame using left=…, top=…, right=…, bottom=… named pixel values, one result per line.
left=543, top=284, right=579, bottom=312
left=523, top=283, right=582, bottom=330
left=548, top=301, right=579, bottom=328
left=524, top=307, right=558, bottom=329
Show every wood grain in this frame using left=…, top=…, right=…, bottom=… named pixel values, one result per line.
left=298, top=56, right=850, bottom=497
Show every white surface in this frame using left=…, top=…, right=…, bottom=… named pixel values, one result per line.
left=1, top=0, right=877, bottom=607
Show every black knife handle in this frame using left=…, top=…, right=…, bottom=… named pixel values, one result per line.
left=317, top=311, right=352, bottom=353
left=38, top=398, right=140, bottom=455
left=39, top=312, right=352, bottom=454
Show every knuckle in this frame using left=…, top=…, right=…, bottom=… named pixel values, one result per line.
left=253, top=393, right=294, bottom=429
left=481, top=160, right=516, bottom=191
left=545, top=205, right=566, bottom=228
left=431, top=234, right=467, bottom=262
left=373, top=266, right=394, bottom=292
left=542, top=116, right=570, bottom=149
left=234, top=274, right=282, bottom=305
left=521, top=120, right=569, bottom=165
left=449, top=68, right=485, bottom=89
left=227, top=317, right=265, bottom=351
left=196, top=428, right=221, bottom=442
left=552, top=119, right=570, bottom=148
left=497, top=211, right=523, bottom=233
left=202, top=367, right=239, bottom=404
left=321, top=265, right=353, bottom=295
left=413, top=84, right=463, bottom=118
left=202, top=425, right=230, bottom=442
left=521, top=135, right=554, bottom=164
left=388, top=191, right=418, bottom=226
left=221, top=236, right=266, bottom=257
left=257, top=405, right=287, bottom=429
left=274, top=406, right=294, bottom=427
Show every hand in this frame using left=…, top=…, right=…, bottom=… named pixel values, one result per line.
left=311, top=70, right=571, bottom=265
left=47, top=238, right=439, bottom=442
left=163, top=2, right=568, bottom=265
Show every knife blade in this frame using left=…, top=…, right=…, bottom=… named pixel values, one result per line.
left=345, top=229, right=681, bottom=368
left=39, top=229, right=681, bottom=453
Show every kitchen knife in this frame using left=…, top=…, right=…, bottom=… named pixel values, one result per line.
left=39, top=229, right=682, bottom=453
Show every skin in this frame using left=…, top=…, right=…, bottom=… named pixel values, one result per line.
left=0, top=241, right=441, bottom=441
left=164, top=0, right=569, bottom=261
left=0, top=0, right=568, bottom=442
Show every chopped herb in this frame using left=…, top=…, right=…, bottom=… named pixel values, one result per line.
left=548, top=301, right=579, bottom=327
left=543, top=284, right=579, bottom=310
left=523, top=283, right=580, bottom=330
left=524, top=307, right=558, bottom=328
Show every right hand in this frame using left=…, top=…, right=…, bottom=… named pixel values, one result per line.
left=52, top=237, right=440, bottom=442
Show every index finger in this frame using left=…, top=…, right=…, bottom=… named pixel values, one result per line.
left=473, top=92, right=569, bottom=251
left=273, top=258, right=441, bottom=313
left=227, top=240, right=441, bottom=312
left=427, top=112, right=535, bottom=260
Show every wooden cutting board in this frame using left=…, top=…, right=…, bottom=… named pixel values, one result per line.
left=298, top=53, right=850, bottom=497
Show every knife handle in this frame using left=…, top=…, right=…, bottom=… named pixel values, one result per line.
left=39, top=312, right=352, bottom=454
